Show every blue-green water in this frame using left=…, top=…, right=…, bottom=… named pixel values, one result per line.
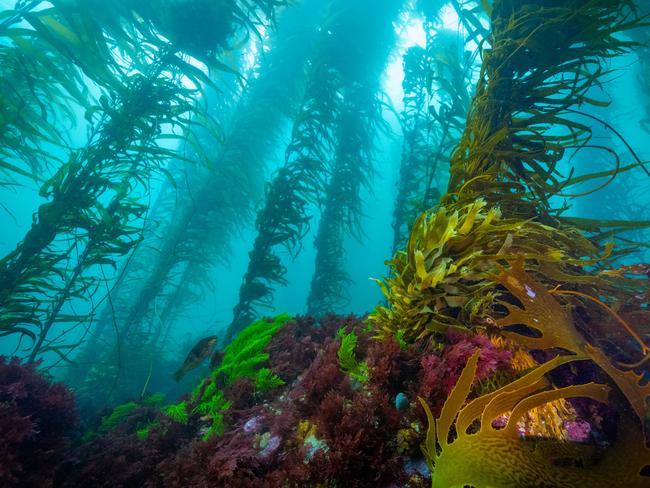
left=1, top=1, right=649, bottom=486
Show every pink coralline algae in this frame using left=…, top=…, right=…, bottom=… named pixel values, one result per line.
left=563, top=419, right=592, bottom=443
left=420, top=330, right=512, bottom=401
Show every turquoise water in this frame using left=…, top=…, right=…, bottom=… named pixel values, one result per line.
left=1, top=1, right=649, bottom=486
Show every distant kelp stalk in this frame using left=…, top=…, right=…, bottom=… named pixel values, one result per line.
left=305, top=0, right=403, bottom=317
left=0, top=0, right=287, bottom=367
left=66, top=0, right=308, bottom=403
left=392, top=11, right=477, bottom=251
left=226, top=0, right=405, bottom=338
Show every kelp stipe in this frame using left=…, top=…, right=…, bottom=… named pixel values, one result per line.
left=392, top=12, right=475, bottom=252
left=65, top=0, right=294, bottom=400
left=306, top=0, right=404, bottom=316
left=87, top=0, right=324, bottom=385
left=370, top=0, right=650, bottom=485
left=0, top=1, right=219, bottom=366
left=226, top=0, right=346, bottom=339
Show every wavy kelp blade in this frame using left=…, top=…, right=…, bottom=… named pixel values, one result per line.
left=437, top=349, right=480, bottom=448
left=479, top=376, right=548, bottom=434
left=504, top=382, right=610, bottom=437
left=495, top=257, right=588, bottom=356
left=586, top=344, right=650, bottom=423
left=417, top=396, right=438, bottom=467
left=457, top=353, right=579, bottom=434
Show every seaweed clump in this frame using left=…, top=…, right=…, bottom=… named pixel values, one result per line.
left=217, top=314, right=290, bottom=390
left=167, top=314, right=292, bottom=440
left=369, top=199, right=611, bottom=342
left=0, top=357, right=77, bottom=486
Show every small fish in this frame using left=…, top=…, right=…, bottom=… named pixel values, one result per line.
left=173, top=335, right=218, bottom=382
left=394, top=392, right=409, bottom=411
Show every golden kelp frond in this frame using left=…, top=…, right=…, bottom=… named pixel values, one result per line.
left=548, top=286, right=649, bottom=356
left=419, top=350, right=650, bottom=488
left=586, top=344, right=650, bottom=423
left=495, top=256, right=587, bottom=356
left=418, top=349, right=481, bottom=471
left=493, top=340, right=574, bottom=440
left=496, top=258, right=650, bottom=424
left=369, top=200, right=624, bottom=343
left=455, top=353, right=577, bottom=435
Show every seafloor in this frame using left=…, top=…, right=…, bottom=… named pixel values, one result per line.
left=3, top=311, right=647, bottom=487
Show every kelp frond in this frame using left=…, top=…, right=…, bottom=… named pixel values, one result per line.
left=419, top=350, right=650, bottom=488
left=495, top=258, right=650, bottom=424
left=445, top=0, right=645, bottom=221
left=548, top=286, right=649, bottom=356
left=368, top=200, right=633, bottom=342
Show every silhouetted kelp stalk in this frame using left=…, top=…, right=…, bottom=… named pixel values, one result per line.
left=373, top=0, right=649, bottom=341
left=70, top=0, right=323, bottom=402
left=226, top=63, right=340, bottom=338
left=0, top=0, right=280, bottom=365
left=370, top=0, right=650, bottom=484
left=305, top=0, right=407, bottom=316
left=77, top=0, right=292, bottom=348
left=66, top=101, right=240, bottom=393
left=227, top=0, right=399, bottom=339
left=116, top=0, right=325, bottom=351
left=306, top=86, right=384, bottom=316
left=392, top=17, right=476, bottom=251
left=392, top=45, right=437, bottom=252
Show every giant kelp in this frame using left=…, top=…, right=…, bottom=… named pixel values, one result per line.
left=225, top=1, right=348, bottom=340
left=392, top=12, right=476, bottom=251
left=0, top=0, right=219, bottom=365
left=372, top=0, right=649, bottom=342
left=67, top=0, right=302, bottom=401
left=306, top=0, right=403, bottom=315
left=393, top=44, right=437, bottom=252
left=370, top=0, right=650, bottom=485
left=157, top=0, right=327, bottom=338
left=445, top=0, right=644, bottom=218
left=306, top=83, right=384, bottom=315
left=229, top=0, right=405, bottom=333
